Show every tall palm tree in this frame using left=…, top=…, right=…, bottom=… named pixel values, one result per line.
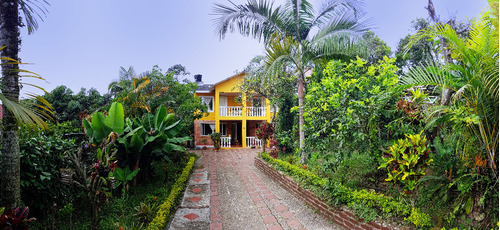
left=0, top=0, right=49, bottom=208
left=401, top=10, right=499, bottom=180
left=213, top=0, right=369, bottom=162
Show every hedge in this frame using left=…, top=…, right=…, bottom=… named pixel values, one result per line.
left=260, top=153, right=431, bottom=228
left=146, top=157, right=195, bottom=230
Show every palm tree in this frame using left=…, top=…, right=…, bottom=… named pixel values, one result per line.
left=0, top=0, right=50, bottom=208
left=213, top=0, right=369, bottom=162
left=401, top=10, right=499, bottom=180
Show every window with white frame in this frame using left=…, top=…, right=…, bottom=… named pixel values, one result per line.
left=200, top=96, right=214, bottom=112
left=201, top=123, right=226, bottom=136
left=201, top=123, right=215, bottom=136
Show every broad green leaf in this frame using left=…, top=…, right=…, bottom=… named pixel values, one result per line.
left=130, top=133, right=145, bottom=153
left=117, top=126, right=143, bottom=144
left=155, top=105, right=167, bottom=130
left=167, top=136, right=192, bottom=143
left=126, top=169, right=140, bottom=181
left=83, top=119, right=93, bottom=138
left=91, top=112, right=108, bottom=142
left=163, top=143, right=185, bottom=153
left=97, top=148, right=103, bottom=160
left=105, top=102, right=124, bottom=134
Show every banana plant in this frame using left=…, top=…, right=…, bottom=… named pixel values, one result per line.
left=110, top=166, right=139, bottom=196
left=116, top=105, right=191, bottom=181
left=83, top=102, right=125, bottom=144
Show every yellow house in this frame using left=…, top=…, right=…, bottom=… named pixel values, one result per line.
left=193, top=72, right=272, bottom=149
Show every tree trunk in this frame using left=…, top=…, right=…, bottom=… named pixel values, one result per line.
left=298, top=74, right=306, bottom=163
left=0, top=0, right=21, bottom=209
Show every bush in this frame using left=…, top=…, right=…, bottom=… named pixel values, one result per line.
left=379, top=131, right=432, bottom=194
left=332, top=153, right=378, bottom=189
left=210, top=132, right=221, bottom=150
left=146, top=157, right=195, bottom=230
left=19, top=133, right=76, bottom=217
left=260, top=152, right=430, bottom=227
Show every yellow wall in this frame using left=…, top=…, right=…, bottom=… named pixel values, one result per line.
left=194, top=92, right=215, bottom=121
left=194, top=72, right=273, bottom=148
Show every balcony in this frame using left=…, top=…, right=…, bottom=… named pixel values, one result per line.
left=246, top=107, right=266, bottom=117
left=219, top=106, right=266, bottom=117
left=219, top=106, right=242, bottom=116
left=246, top=137, right=262, bottom=148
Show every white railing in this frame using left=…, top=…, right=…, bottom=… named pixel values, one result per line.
left=246, top=137, right=262, bottom=148
left=247, top=107, right=266, bottom=117
left=221, top=137, right=231, bottom=148
left=219, top=106, right=242, bottom=117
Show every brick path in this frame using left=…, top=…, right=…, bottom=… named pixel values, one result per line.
left=169, top=149, right=339, bottom=230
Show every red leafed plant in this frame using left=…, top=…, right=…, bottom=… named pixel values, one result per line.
left=0, top=206, right=36, bottom=230
left=256, top=122, right=274, bottom=153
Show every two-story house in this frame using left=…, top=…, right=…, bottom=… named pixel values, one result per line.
left=193, top=72, right=272, bottom=149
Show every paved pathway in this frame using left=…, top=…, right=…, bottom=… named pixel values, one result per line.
left=168, top=149, right=339, bottom=230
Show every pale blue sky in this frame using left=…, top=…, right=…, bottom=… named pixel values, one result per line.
left=18, top=0, right=488, bottom=96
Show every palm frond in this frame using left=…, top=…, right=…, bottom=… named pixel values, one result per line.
left=264, top=34, right=298, bottom=79
left=18, top=0, right=49, bottom=34
left=312, top=0, right=364, bottom=28
left=310, top=7, right=368, bottom=43
left=212, top=0, right=285, bottom=42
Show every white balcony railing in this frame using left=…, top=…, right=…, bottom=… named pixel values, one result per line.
left=247, top=107, right=266, bottom=117
left=221, top=137, right=231, bottom=148
left=246, top=137, right=262, bottom=148
left=219, top=106, right=242, bottom=117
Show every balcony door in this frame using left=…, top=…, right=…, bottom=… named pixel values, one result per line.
left=219, top=96, right=227, bottom=116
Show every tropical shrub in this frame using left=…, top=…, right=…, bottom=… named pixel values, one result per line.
left=0, top=207, right=36, bottom=230
left=331, top=153, right=378, bottom=190
left=19, top=132, right=75, bottom=217
left=379, top=131, right=432, bottom=194
left=147, top=157, right=195, bottom=230
left=255, top=122, right=274, bottom=153
left=116, top=104, right=190, bottom=182
left=304, top=56, right=404, bottom=162
left=210, top=132, right=221, bottom=150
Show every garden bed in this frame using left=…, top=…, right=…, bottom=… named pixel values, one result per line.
left=255, top=156, right=412, bottom=230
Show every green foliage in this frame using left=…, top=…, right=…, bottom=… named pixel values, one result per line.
left=331, top=153, right=377, bottom=190
left=147, top=157, right=195, bottom=230
left=83, top=102, right=125, bottom=144
left=19, top=132, right=76, bottom=217
left=111, top=166, right=140, bottom=195
left=210, top=132, right=221, bottom=150
left=274, top=131, right=294, bottom=155
left=135, top=202, right=156, bottom=224
left=42, top=85, right=111, bottom=122
left=276, top=95, right=296, bottom=134
left=362, top=31, right=392, bottom=64
left=379, top=131, right=432, bottom=194
left=261, top=152, right=326, bottom=188
left=405, top=208, right=431, bottom=228
left=348, top=202, right=379, bottom=223
left=117, top=105, right=190, bottom=181
left=305, top=56, right=402, bottom=160
left=110, top=65, right=207, bottom=137
left=260, top=152, right=430, bottom=227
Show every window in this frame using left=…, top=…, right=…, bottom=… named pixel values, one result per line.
left=200, top=96, right=214, bottom=112
left=220, top=124, right=227, bottom=136
left=201, top=123, right=214, bottom=136
left=201, top=123, right=226, bottom=136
